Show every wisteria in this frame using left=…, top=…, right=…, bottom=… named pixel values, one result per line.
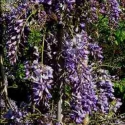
left=5, top=2, right=29, bottom=65
left=6, top=19, right=25, bottom=65
left=4, top=108, right=29, bottom=123
left=89, top=42, right=103, bottom=61
left=64, top=31, right=98, bottom=123
left=1, top=0, right=123, bottom=124
left=95, top=69, right=115, bottom=113
left=107, top=0, right=121, bottom=24
left=31, top=60, right=53, bottom=106
left=24, top=46, right=53, bottom=107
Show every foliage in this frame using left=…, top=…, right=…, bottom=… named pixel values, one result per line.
left=114, top=78, right=125, bottom=100
left=114, top=78, right=125, bottom=114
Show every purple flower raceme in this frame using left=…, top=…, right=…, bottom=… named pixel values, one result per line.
left=88, top=0, right=99, bottom=23
left=5, top=3, right=29, bottom=65
left=89, top=42, right=103, bottom=61
left=91, top=67, right=122, bottom=114
left=64, top=31, right=97, bottom=123
left=6, top=19, right=24, bottom=65
left=100, top=3, right=107, bottom=15
left=31, top=60, right=53, bottom=106
left=24, top=46, right=53, bottom=108
left=107, top=0, right=121, bottom=24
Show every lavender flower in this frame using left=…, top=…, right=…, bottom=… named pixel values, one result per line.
left=108, top=0, right=121, bottom=24
left=24, top=46, right=53, bottom=108
left=95, top=69, right=116, bottom=113
left=64, top=31, right=97, bottom=123
left=89, top=42, right=103, bottom=61
left=5, top=2, right=29, bottom=65
left=31, top=61, right=53, bottom=106
left=6, top=19, right=24, bottom=65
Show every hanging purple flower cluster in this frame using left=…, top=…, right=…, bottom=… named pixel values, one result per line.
left=89, top=42, right=103, bottom=61
left=95, top=69, right=115, bottom=113
left=64, top=31, right=98, bottom=123
left=31, top=60, right=53, bottom=106
left=91, top=67, right=122, bottom=114
left=24, top=46, right=53, bottom=107
left=88, top=0, right=99, bottom=23
left=5, top=3, right=29, bottom=65
left=107, top=0, right=121, bottom=24
left=100, top=3, right=107, bottom=15
left=6, top=19, right=24, bottom=65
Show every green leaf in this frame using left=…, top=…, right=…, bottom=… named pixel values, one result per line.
left=114, top=40, right=118, bottom=45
